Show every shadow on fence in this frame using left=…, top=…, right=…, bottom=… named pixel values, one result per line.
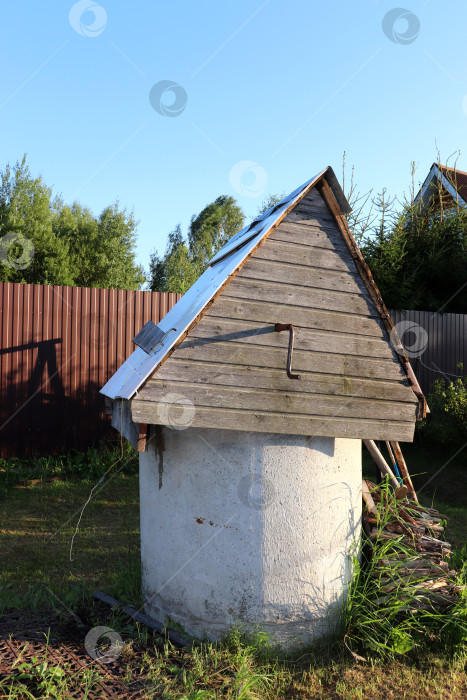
left=0, top=283, right=181, bottom=458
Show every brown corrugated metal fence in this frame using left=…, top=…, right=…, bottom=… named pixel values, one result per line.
left=389, top=309, right=467, bottom=394
left=0, top=283, right=181, bottom=457
left=1, top=287, right=464, bottom=458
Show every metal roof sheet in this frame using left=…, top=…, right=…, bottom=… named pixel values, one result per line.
left=100, top=166, right=350, bottom=400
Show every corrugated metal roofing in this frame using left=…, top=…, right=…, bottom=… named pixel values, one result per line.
left=100, top=166, right=350, bottom=401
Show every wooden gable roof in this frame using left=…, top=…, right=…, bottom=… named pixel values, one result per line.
left=121, top=169, right=426, bottom=442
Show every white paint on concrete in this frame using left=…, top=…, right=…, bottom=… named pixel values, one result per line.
left=139, top=427, right=361, bottom=647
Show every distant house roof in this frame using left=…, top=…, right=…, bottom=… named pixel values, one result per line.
left=416, top=162, right=467, bottom=210
left=101, top=167, right=350, bottom=402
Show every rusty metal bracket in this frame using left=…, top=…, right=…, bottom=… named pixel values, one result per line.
left=274, top=323, right=300, bottom=379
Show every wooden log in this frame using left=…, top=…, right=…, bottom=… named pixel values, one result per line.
left=93, top=590, right=191, bottom=647
left=362, top=480, right=377, bottom=516
left=394, top=506, right=419, bottom=527
left=373, top=566, right=448, bottom=578
left=407, top=503, right=448, bottom=520
left=380, top=577, right=450, bottom=593
left=395, top=485, right=409, bottom=499
left=376, top=557, right=448, bottom=568
left=390, top=441, right=418, bottom=502
left=363, top=440, right=401, bottom=491
left=418, top=534, right=451, bottom=548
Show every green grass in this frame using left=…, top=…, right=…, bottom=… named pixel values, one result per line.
left=0, top=441, right=466, bottom=699
left=0, top=443, right=141, bottom=607
left=343, top=480, right=467, bottom=662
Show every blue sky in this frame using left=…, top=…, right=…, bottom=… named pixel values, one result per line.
left=1, top=1, right=467, bottom=282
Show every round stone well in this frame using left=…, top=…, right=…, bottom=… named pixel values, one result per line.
left=139, top=426, right=362, bottom=647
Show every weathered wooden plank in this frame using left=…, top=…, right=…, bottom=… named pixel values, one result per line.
left=210, top=296, right=386, bottom=338
left=162, top=340, right=407, bottom=381
left=226, top=277, right=376, bottom=316
left=289, top=204, right=337, bottom=226
left=296, top=187, right=329, bottom=210
left=269, top=221, right=349, bottom=251
left=253, top=239, right=357, bottom=273
left=137, top=423, right=148, bottom=452
left=237, top=257, right=370, bottom=297
left=285, top=189, right=338, bottom=225
left=152, top=359, right=417, bottom=403
left=131, top=402, right=416, bottom=442
left=136, top=380, right=417, bottom=422
left=284, top=211, right=339, bottom=229
left=188, top=316, right=396, bottom=361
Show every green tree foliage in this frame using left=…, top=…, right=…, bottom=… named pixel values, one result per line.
left=256, top=192, right=286, bottom=217
left=149, top=196, right=245, bottom=293
left=54, top=202, right=145, bottom=289
left=0, top=157, right=145, bottom=290
left=0, top=157, right=72, bottom=285
left=360, top=193, right=467, bottom=312
left=419, top=365, right=467, bottom=448
left=342, top=154, right=466, bottom=312
left=188, top=195, right=245, bottom=271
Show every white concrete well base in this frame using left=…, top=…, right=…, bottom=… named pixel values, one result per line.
left=139, top=427, right=361, bottom=648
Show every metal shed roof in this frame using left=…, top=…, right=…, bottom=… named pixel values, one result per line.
left=100, top=166, right=349, bottom=401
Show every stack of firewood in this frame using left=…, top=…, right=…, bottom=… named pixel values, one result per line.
left=362, top=479, right=464, bottom=610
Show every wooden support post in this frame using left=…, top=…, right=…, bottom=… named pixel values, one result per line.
left=390, top=441, right=418, bottom=502
left=137, top=423, right=148, bottom=453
